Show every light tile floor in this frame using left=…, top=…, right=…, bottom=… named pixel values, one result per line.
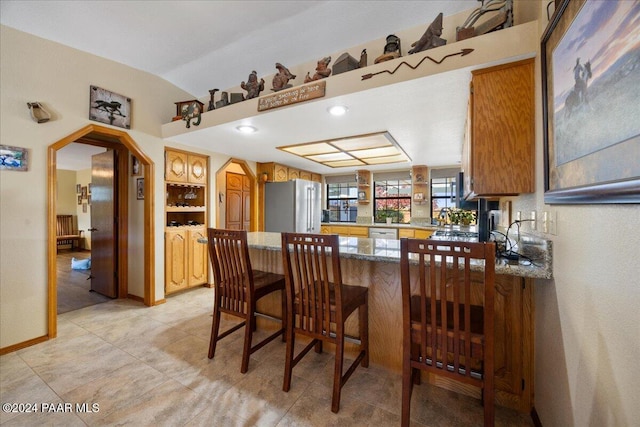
left=0, top=287, right=534, bottom=426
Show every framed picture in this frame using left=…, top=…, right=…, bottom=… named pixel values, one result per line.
left=81, top=186, right=88, bottom=199
left=358, top=191, right=367, bottom=200
left=542, top=0, right=640, bottom=204
left=77, top=195, right=82, bottom=205
left=131, top=155, right=141, bottom=176
left=88, top=195, right=91, bottom=205
left=76, top=184, right=81, bottom=194
left=89, top=85, right=131, bottom=129
left=413, top=192, right=424, bottom=201
left=0, top=145, right=28, bottom=171
left=136, top=177, right=144, bottom=200
left=88, top=183, right=91, bottom=193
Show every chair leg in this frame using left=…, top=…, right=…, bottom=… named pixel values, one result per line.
left=331, top=332, right=345, bottom=413
left=241, top=303, right=255, bottom=374
left=282, top=324, right=295, bottom=392
left=360, top=298, right=369, bottom=367
left=208, top=303, right=222, bottom=359
left=401, top=360, right=414, bottom=427
left=281, top=289, right=287, bottom=342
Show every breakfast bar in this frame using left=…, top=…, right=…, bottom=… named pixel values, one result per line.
left=246, top=231, right=552, bottom=413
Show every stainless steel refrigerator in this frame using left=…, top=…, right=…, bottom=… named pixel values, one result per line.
left=264, top=179, right=322, bottom=233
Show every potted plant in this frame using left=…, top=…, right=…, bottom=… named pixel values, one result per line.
left=446, top=208, right=476, bottom=225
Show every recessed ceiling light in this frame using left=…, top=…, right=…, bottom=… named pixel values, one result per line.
left=327, top=105, right=348, bottom=116
left=236, top=125, right=257, bottom=134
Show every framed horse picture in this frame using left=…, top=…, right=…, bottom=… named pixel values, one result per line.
left=89, top=86, right=131, bottom=129
left=542, top=0, right=640, bottom=204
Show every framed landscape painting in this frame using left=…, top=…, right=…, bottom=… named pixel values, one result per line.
left=542, top=0, right=640, bottom=203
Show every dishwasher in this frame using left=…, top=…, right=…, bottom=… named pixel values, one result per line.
left=368, top=227, right=398, bottom=239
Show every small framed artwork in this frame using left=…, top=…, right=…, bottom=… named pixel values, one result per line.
left=76, top=184, right=81, bottom=194
left=358, top=191, right=367, bottom=200
left=136, top=177, right=144, bottom=200
left=413, top=192, right=424, bottom=201
left=132, top=155, right=141, bottom=176
left=89, top=85, right=131, bottom=129
left=82, top=203, right=88, bottom=213
left=77, top=195, right=82, bottom=205
left=88, top=183, right=91, bottom=193
left=88, top=195, right=91, bottom=205
left=81, top=186, right=88, bottom=199
left=0, top=145, right=28, bottom=171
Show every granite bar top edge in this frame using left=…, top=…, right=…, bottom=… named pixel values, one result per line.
left=247, top=232, right=553, bottom=280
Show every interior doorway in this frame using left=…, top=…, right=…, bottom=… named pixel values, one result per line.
left=47, top=124, right=156, bottom=340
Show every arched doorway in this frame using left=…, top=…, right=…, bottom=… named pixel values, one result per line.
left=47, top=124, right=156, bottom=339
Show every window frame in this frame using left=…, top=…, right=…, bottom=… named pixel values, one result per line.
left=373, top=178, right=412, bottom=224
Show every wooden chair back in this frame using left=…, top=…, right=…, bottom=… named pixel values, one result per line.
left=280, top=232, right=343, bottom=341
left=56, top=215, right=77, bottom=237
left=400, top=238, right=496, bottom=426
left=207, top=228, right=254, bottom=316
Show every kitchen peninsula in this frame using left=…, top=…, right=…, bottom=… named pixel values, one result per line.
left=246, top=231, right=552, bottom=413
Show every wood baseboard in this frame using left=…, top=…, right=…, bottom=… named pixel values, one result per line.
left=0, top=335, right=49, bottom=355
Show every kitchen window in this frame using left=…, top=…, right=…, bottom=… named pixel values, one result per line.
left=326, top=182, right=358, bottom=223
left=373, top=179, right=411, bottom=224
left=430, top=176, right=457, bottom=221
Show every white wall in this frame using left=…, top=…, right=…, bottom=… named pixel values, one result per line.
left=0, top=24, right=195, bottom=348
left=507, top=3, right=640, bottom=425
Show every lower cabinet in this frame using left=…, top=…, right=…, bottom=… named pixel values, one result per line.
left=321, top=225, right=369, bottom=237
left=165, top=227, right=208, bottom=294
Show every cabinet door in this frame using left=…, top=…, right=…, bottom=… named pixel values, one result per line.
left=398, top=229, right=415, bottom=239
left=288, top=168, right=300, bottom=180
left=414, top=229, right=434, bottom=239
left=320, top=225, right=331, bottom=234
left=274, top=164, right=288, bottom=182
left=188, top=228, right=208, bottom=287
left=300, top=170, right=312, bottom=180
left=165, top=230, right=188, bottom=293
left=188, top=154, right=207, bottom=185
left=348, top=226, right=369, bottom=237
left=469, top=59, right=534, bottom=197
left=166, top=150, right=188, bottom=183
left=311, top=173, right=322, bottom=183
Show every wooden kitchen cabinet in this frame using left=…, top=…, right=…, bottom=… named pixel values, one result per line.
left=258, top=162, right=322, bottom=183
left=463, top=58, right=534, bottom=199
left=165, top=148, right=209, bottom=294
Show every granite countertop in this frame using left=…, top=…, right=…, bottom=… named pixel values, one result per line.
left=321, top=222, right=437, bottom=230
left=247, top=232, right=553, bottom=280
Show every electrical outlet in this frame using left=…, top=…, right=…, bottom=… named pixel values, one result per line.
left=530, top=211, right=536, bottom=231
left=543, top=211, right=558, bottom=235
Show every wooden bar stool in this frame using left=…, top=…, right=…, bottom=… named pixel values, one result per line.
left=400, top=238, right=496, bottom=426
left=206, top=228, right=286, bottom=373
left=280, top=232, right=369, bottom=413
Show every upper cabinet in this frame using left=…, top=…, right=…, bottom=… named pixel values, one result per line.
left=165, top=150, right=207, bottom=185
left=258, top=162, right=322, bottom=183
left=462, top=58, right=534, bottom=199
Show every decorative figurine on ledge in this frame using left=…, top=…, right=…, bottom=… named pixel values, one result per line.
left=374, top=34, right=402, bottom=64
left=215, top=91, right=229, bottom=109
left=207, top=89, right=218, bottom=111
left=272, top=63, right=296, bottom=91
left=180, top=100, right=203, bottom=128
left=241, top=71, right=265, bottom=99
left=408, top=12, right=446, bottom=54
left=304, top=56, right=332, bottom=83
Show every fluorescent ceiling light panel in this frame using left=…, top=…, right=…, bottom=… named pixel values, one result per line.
left=277, top=131, right=410, bottom=168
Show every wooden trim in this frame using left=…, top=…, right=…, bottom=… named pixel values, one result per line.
left=47, top=124, right=156, bottom=343
left=0, top=335, right=49, bottom=355
left=127, top=293, right=144, bottom=303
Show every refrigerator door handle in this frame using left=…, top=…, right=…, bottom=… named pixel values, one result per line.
left=309, top=186, right=314, bottom=232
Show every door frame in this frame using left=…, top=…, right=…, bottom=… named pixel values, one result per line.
left=47, top=124, right=156, bottom=339
left=215, top=158, right=256, bottom=230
